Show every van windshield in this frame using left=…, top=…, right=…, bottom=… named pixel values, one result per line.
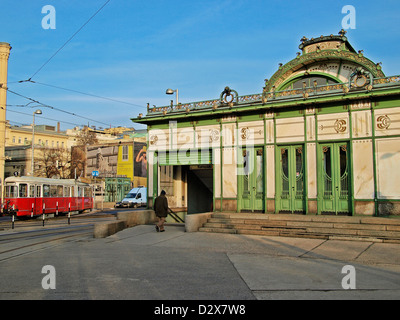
left=125, top=193, right=137, bottom=198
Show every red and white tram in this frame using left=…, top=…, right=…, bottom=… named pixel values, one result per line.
left=2, top=176, right=93, bottom=218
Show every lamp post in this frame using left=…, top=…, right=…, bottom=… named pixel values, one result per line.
left=31, top=109, right=42, bottom=176
left=166, top=88, right=179, bottom=105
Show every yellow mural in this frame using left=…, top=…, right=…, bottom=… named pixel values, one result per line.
left=116, top=143, right=147, bottom=187
left=117, top=144, right=134, bottom=180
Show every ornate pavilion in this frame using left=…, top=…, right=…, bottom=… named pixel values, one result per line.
left=132, top=30, right=400, bottom=217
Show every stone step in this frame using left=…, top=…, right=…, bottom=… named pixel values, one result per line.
left=207, top=217, right=400, bottom=233
left=235, top=228, right=328, bottom=239
left=200, top=225, right=400, bottom=243
left=208, top=218, right=288, bottom=227
left=199, top=213, right=400, bottom=243
left=212, top=212, right=400, bottom=225
left=198, top=227, right=237, bottom=234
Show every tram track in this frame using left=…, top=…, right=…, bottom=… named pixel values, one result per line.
left=0, top=227, right=93, bottom=251
left=0, top=226, right=94, bottom=263
left=0, top=213, right=117, bottom=263
left=0, top=212, right=116, bottom=230
left=0, top=225, right=93, bottom=243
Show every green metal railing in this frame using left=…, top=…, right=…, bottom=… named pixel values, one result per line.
left=145, top=75, right=400, bottom=116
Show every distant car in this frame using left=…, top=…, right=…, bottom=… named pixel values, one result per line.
left=115, top=187, right=147, bottom=208
left=114, top=201, right=123, bottom=208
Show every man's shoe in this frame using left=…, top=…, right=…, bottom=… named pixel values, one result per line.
left=155, top=226, right=160, bottom=232
left=160, top=229, right=165, bottom=232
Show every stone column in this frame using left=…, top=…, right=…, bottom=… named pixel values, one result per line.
left=0, top=42, right=11, bottom=201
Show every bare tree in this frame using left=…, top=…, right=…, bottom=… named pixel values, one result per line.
left=35, top=147, right=72, bottom=178
left=70, top=146, right=86, bottom=179
left=76, top=127, right=98, bottom=146
left=69, top=128, right=99, bottom=179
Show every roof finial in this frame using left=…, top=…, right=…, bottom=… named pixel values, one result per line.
left=339, top=29, right=347, bottom=37
left=300, top=36, right=308, bottom=43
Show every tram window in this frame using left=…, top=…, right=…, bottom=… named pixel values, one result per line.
left=84, top=187, right=92, bottom=197
left=19, top=184, right=28, bottom=198
left=43, top=185, right=50, bottom=197
left=71, top=186, right=75, bottom=197
left=50, top=185, right=57, bottom=197
left=64, top=187, right=70, bottom=197
left=36, top=185, right=41, bottom=197
left=5, top=185, right=17, bottom=198
left=57, top=185, right=63, bottom=197
left=78, top=187, right=82, bottom=197
left=29, top=185, right=35, bottom=197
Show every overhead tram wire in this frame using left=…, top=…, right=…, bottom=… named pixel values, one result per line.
left=28, top=0, right=112, bottom=80
left=7, top=109, right=84, bottom=128
left=10, top=0, right=147, bottom=117
left=0, top=86, right=112, bottom=127
left=2, top=0, right=142, bottom=128
left=21, top=80, right=147, bottom=110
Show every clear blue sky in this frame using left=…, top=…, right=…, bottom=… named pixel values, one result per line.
left=1, top=0, right=400, bottom=131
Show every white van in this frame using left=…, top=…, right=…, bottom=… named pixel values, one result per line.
left=119, top=187, right=147, bottom=208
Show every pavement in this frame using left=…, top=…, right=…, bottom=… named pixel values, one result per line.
left=1, top=223, right=400, bottom=300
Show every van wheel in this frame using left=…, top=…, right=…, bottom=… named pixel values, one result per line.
left=133, top=203, right=138, bottom=209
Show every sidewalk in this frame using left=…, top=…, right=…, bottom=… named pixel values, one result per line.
left=1, top=223, right=400, bottom=300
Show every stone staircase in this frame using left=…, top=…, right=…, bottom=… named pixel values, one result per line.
left=198, top=213, right=400, bottom=243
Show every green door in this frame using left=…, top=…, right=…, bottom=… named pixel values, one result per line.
left=319, top=143, right=350, bottom=215
left=277, top=145, right=305, bottom=213
left=239, top=147, right=264, bottom=212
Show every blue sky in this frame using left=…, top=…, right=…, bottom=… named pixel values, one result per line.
left=1, top=0, right=400, bottom=131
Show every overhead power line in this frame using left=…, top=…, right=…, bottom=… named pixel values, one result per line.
left=28, top=0, right=111, bottom=80
left=7, top=109, right=84, bottom=128
left=20, top=80, right=146, bottom=109
left=1, top=86, right=112, bottom=127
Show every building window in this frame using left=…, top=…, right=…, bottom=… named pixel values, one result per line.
left=122, top=145, right=129, bottom=161
left=12, top=136, right=15, bottom=143
left=18, top=137, right=21, bottom=144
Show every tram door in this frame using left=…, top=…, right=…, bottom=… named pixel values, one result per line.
left=277, top=145, right=305, bottom=213
left=239, top=147, right=264, bottom=212
left=319, top=143, right=350, bottom=215
left=32, top=185, right=42, bottom=216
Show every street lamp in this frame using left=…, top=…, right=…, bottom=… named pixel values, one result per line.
left=166, top=88, right=179, bottom=105
left=31, top=109, right=42, bottom=176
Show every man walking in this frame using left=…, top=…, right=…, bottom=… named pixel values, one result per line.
left=154, top=190, right=169, bottom=232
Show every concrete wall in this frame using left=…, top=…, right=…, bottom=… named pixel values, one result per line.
left=93, top=209, right=212, bottom=238
left=93, top=220, right=127, bottom=238
left=93, top=209, right=157, bottom=238
left=185, top=212, right=213, bottom=232
left=117, top=210, right=157, bottom=227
